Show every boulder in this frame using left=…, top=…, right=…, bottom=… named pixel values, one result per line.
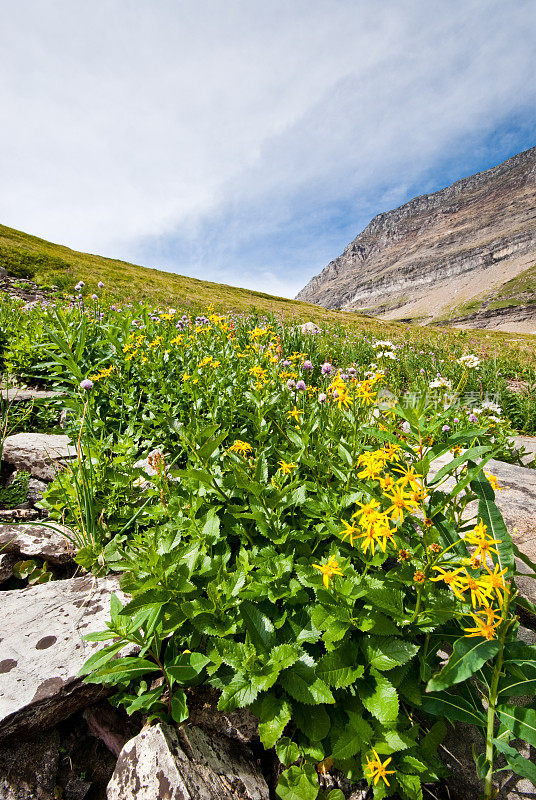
left=0, top=523, right=75, bottom=564
left=2, top=433, right=77, bottom=481
left=298, top=321, right=321, bottom=334
left=107, top=723, right=269, bottom=800
left=0, top=575, right=128, bottom=740
left=0, top=553, right=17, bottom=583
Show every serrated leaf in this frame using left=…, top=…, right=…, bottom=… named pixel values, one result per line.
left=331, top=713, right=373, bottom=759
left=362, top=637, right=419, bottom=671
left=427, top=636, right=500, bottom=692
left=240, top=600, right=275, bottom=653
left=258, top=694, right=292, bottom=749
left=276, top=764, right=319, bottom=800
left=359, top=671, right=399, bottom=724
left=218, top=673, right=259, bottom=711
left=316, top=643, right=364, bottom=688
left=396, top=772, right=422, bottom=800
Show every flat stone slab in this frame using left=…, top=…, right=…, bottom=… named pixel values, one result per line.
left=2, top=433, right=77, bottom=481
left=0, top=575, right=128, bottom=740
left=107, top=723, right=269, bottom=800
left=0, top=523, right=75, bottom=564
left=0, top=388, right=65, bottom=403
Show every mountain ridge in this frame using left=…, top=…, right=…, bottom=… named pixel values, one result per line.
left=296, top=146, right=536, bottom=332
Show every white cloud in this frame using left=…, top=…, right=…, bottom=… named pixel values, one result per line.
left=0, top=0, right=535, bottom=297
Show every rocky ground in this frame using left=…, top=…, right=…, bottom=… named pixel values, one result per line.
left=0, top=392, right=536, bottom=799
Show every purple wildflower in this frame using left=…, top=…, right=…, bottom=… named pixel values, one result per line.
left=80, top=379, right=93, bottom=390
left=287, top=379, right=296, bottom=390
left=321, top=362, right=332, bottom=375
left=453, top=417, right=460, bottom=424
left=302, top=360, right=313, bottom=370
left=318, top=393, right=327, bottom=403
left=442, top=425, right=450, bottom=432
left=469, top=413, right=478, bottom=423
left=97, top=281, right=104, bottom=289
left=296, top=380, right=306, bottom=391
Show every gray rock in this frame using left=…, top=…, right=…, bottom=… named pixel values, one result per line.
left=0, top=523, right=75, bottom=564
left=107, top=723, right=269, bottom=800
left=2, top=432, right=77, bottom=481
left=187, top=686, right=259, bottom=744
left=0, top=575, right=129, bottom=740
left=0, top=553, right=17, bottom=583
left=28, top=477, right=48, bottom=504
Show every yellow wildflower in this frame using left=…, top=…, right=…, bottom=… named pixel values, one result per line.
left=464, top=610, right=501, bottom=640
left=229, top=440, right=253, bottom=456
left=365, top=749, right=396, bottom=787
left=312, top=556, right=343, bottom=589
left=278, top=460, right=296, bottom=474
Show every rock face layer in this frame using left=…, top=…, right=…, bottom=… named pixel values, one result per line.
left=296, top=147, right=536, bottom=329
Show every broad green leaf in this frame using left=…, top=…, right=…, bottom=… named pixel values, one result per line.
left=496, top=705, right=536, bottom=748
left=429, top=445, right=491, bottom=485
left=359, top=671, right=399, bottom=724
left=421, top=690, right=486, bottom=727
left=79, top=640, right=130, bottom=675
left=280, top=658, right=335, bottom=706
left=123, top=684, right=165, bottom=715
left=363, top=576, right=404, bottom=617
left=470, top=467, right=514, bottom=577
left=165, top=652, right=210, bottom=684
left=276, top=764, right=319, bottom=800
left=362, top=637, right=419, bottom=672
left=240, top=600, right=275, bottom=653
left=293, top=703, right=331, bottom=741
left=276, top=737, right=300, bottom=767
left=427, top=636, right=500, bottom=692
left=258, top=694, right=292, bottom=749
left=89, top=656, right=160, bottom=683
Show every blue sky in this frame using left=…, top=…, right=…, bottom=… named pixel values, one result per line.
left=1, top=1, right=535, bottom=298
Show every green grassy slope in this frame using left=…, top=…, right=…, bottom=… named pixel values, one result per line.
left=0, top=223, right=371, bottom=326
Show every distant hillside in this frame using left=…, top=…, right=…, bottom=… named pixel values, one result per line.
left=0, top=223, right=363, bottom=326
left=296, top=147, right=536, bottom=333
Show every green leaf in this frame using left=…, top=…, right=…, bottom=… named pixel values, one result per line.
left=170, top=689, right=189, bottom=723
left=293, top=703, right=331, bottom=741
left=359, top=671, right=399, bottom=724
left=427, top=636, right=500, bottom=692
left=316, top=642, right=365, bottom=688
left=421, top=690, right=486, bottom=727
left=429, top=445, right=491, bottom=485
left=276, top=764, right=319, bottom=800
left=470, top=467, right=514, bottom=577
left=396, top=772, right=423, bottom=800
left=165, top=652, right=210, bottom=684
left=258, top=694, right=292, bottom=749
left=89, top=656, right=160, bottom=683
left=331, top=713, right=373, bottom=759
left=496, top=705, right=536, bottom=748
left=218, top=673, right=259, bottom=711
left=276, top=737, right=300, bottom=767
left=240, top=600, right=275, bottom=653
left=492, top=737, right=536, bottom=783
left=363, top=576, right=404, bottom=617
left=280, top=658, right=335, bottom=706
left=362, top=637, right=420, bottom=672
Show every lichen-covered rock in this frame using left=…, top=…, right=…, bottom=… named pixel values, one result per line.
left=0, top=728, right=60, bottom=800
left=0, top=523, right=74, bottom=564
left=0, top=553, right=17, bottom=583
left=2, top=433, right=77, bottom=481
left=0, top=575, right=129, bottom=740
left=107, top=723, right=269, bottom=800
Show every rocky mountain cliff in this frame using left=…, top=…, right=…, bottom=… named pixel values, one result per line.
left=296, top=146, right=536, bottom=331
